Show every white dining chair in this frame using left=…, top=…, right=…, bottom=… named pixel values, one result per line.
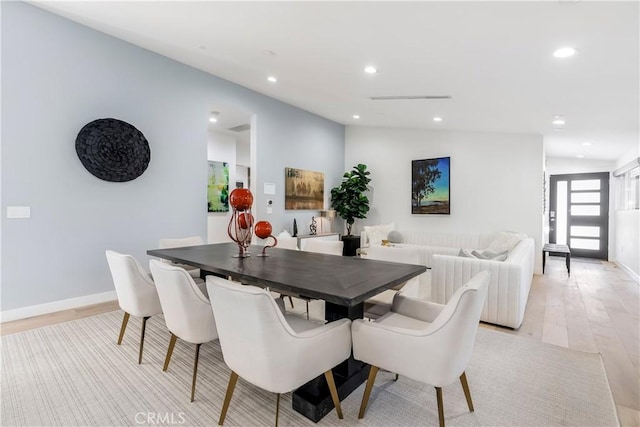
left=206, top=276, right=351, bottom=426
left=364, top=245, right=423, bottom=319
left=158, top=236, right=208, bottom=294
left=273, top=236, right=299, bottom=308
left=149, top=259, right=218, bottom=402
left=158, top=236, right=204, bottom=278
left=302, top=239, right=343, bottom=256
left=352, top=271, right=490, bottom=427
left=293, top=239, right=345, bottom=319
left=106, top=250, right=163, bottom=364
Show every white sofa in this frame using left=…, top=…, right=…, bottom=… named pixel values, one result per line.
left=361, top=230, right=535, bottom=329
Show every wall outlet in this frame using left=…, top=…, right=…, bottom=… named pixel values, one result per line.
left=7, top=206, right=31, bottom=219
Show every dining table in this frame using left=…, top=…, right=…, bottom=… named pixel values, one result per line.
left=148, top=242, right=426, bottom=422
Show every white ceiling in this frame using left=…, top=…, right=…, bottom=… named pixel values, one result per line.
left=31, top=1, right=639, bottom=161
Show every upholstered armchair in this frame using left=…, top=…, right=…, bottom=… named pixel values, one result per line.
left=106, top=250, right=163, bottom=364
left=352, top=271, right=490, bottom=427
left=206, top=276, right=351, bottom=426
left=149, top=259, right=218, bottom=402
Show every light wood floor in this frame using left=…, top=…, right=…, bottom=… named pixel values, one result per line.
left=2, top=257, right=639, bottom=426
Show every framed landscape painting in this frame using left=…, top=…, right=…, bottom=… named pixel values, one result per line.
left=412, top=157, right=450, bottom=214
left=208, top=161, right=229, bottom=212
left=285, top=167, right=324, bottom=210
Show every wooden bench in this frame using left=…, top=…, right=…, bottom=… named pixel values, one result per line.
left=542, top=243, right=571, bottom=276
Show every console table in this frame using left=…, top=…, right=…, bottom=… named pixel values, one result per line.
left=542, top=243, right=571, bottom=276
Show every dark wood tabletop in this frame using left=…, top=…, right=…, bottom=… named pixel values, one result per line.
left=147, top=242, right=426, bottom=307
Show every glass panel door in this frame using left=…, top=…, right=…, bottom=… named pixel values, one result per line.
left=549, top=172, right=609, bottom=259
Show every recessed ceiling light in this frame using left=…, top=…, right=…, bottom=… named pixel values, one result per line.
left=582, top=142, right=592, bottom=146
left=552, top=116, right=566, bottom=126
left=364, top=66, right=378, bottom=74
left=433, top=116, right=443, bottom=122
left=353, top=115, right=360, bottom=119
left=209, top=117, right=218, bottom=123
left=553, top=47, right=579, bottom=58
left=209, top=112, right=219, bottom=123
left=576, top=154, right=584, bottom=158
left=267, top=76, right=277, bottom=83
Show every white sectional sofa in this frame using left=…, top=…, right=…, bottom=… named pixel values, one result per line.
left=361, top=229, right=535, bottom=329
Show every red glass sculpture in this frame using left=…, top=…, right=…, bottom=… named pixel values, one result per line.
left=255, top=220, right=277, bottom=256
left=228, top=188, right=254, bottom=257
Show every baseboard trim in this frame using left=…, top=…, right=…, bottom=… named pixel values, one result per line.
left=615, top=261, right=640, bottom=284
left=1, top=291, right=118, bottom=323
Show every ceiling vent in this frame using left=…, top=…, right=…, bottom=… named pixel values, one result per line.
left=228, top=123, right=251, bottom=132
left=369, top=95, right=452, bottom=101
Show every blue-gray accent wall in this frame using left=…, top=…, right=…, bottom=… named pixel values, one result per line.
left=1, top=2, right=345, bottom=310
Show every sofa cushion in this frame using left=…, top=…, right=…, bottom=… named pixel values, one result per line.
left=387, top=230, right=403, bottom=243
left=364, top=223, right=395, bottom=245
left=486, top=231, right=526, bottom=253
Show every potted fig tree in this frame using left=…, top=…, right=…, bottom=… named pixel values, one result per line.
left=330, top=163, right=371, bottom=256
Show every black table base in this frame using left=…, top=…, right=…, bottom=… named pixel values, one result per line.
left=292, top=301, right=369, bottom=422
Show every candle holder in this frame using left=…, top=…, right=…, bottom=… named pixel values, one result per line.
left=227, top=188, right=254, bottom=258
left=255, top=220, right=277, bottom=256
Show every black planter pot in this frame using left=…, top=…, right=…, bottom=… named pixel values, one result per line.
left=341, top=235, right=361, bottom=257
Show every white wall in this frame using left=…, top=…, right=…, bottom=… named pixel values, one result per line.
left=346, top=126, right=544, bottom=273
left=1, top=2, right=344, bottom=312
left=613, top=146, right=640, bottom=281
left=207, top=130, right=236, bottom=244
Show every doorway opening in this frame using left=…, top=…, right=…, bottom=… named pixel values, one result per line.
left=549, top=172, right=610, bottom=260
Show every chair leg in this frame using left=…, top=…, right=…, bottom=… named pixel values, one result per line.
left=460, top=371, right=474, bottom=412
left=394, top=373, right=399, bottom=381
left=219, top=371, right=239, bottom=425
left=275, top=393, right=280, bottom=427
left=306, top=300, right=310, bottom=320
left=117, top=312, right=130, bottom=345
left=358, top=365, right=379, bottom=419
left=138, top=316, right=150, bottom=364
left=163, top=333, right=178, bottom=372
left=435, top=387, right=445, bottom=427
left=324, top=370, right=343, bottom=419
left=288, top=296, right=294, bottom=308
left=190, top=343, right=201, bottom=402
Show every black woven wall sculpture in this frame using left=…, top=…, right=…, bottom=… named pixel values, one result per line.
left=75, top=118, right=150, bottom=182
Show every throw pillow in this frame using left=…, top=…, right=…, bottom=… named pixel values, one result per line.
left=387, top=230, right=403, bottom=243
left=458, top=248, right=476, bottom=258
left=364, top=223, right=395, bottom=246
left=486, top=231, right=526, bottom=254
left=472, top=249, right=509, bottom=261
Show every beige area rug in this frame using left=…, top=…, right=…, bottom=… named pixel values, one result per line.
left=1, top=310, right=619, bottom=427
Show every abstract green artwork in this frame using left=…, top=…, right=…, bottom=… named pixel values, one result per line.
left=208, top=161, right=229, bottom=212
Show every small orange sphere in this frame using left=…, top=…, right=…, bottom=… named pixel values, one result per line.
left=238, top=212, right=254, bottom=229
left=255, top=221, right=273, bottom=239
left=229, top=188, right=253, bottom=211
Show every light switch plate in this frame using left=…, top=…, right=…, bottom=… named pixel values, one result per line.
left=7, top=206, right=31, bottom=218
left=266, top=207, right=273, bottom=214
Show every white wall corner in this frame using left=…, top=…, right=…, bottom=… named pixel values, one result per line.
left=0, top=291, right=117, bottom=323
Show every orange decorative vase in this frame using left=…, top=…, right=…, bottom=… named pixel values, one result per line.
left=228, top=188, right=254, bottom=257
left=255, top=221, right=277, bottom=256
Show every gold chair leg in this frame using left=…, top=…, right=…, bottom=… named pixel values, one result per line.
left=163, top=333, right=178, bottom=372
left=275, top=393, right=280, bottom=427
left=117, top=312, right=130, bottom=345
left=358, top=365, right=379, bottom=419
left=190, top=343, right=202, bottom=402
left=324, top=370, right=343, bottom=419
left=138, top=316, right=150, bottom=364
left=219, top=371, right=239, bottom=426
left=460, top=371, right=474, bottom=412
left=435, top=386, right=445, bottom=427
